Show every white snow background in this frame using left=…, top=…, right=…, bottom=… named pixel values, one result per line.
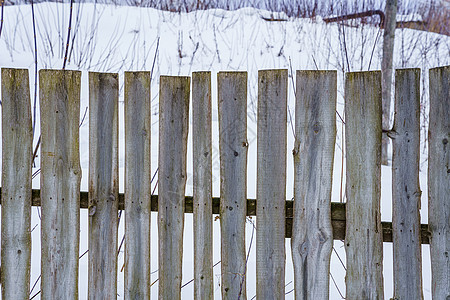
left=0, top=2, right=449, bottom=299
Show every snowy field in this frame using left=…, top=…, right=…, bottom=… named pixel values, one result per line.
left=0, top=2, right=449, bottom=299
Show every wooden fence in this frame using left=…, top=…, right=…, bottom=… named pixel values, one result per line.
left=0, top=66, right=448, bottom=299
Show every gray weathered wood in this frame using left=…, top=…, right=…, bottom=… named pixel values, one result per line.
left=192, top=71, right=213, bottom=300
left=218, top=71, right=248, bottom=300
left=159, top=75, right=190, bottom=300
left=345, top=71, right=384, bottom=299
left=124, top=71, right=152, bottom=299
left=381, top=0, right=398, bottom=165
left=428, top=65, right=450, bottom=300
left=256, top=69, right=287, bottom=299
left=39, top=69, right=81, bottom=299
left=291, top=70, right=336, bottom=300
left=391, top=68, right=423, bottom=299
left=88, top=72, right=119, bottom=300
left=1, top=68, right=32, bottom=300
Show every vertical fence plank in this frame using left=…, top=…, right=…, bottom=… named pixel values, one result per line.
left=1, top=68, right=32, bottom=300
left=428, top=65, right=450, bottom=300
left=124, top=71, right=152, bottom=299
left=159, top=75, right=190, bottom=299
left=218, top=71, right=248, bottom=299
left=392, top=68, right=423, bottom=299
left=291, top=70, right=336, bottom=299
left=192, top=71, right=213, bottom=299
left=40, top=69, right=81, bottom=299
left=345, top=71, right=383, bottom=299
left=88, top=72, right=119, bottom=299
left=256, top=69, right=287, bottom=299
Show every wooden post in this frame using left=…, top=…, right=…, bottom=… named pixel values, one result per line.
left=256, top=69, right=287, bottom=299
left=192, top=71, right=213, bottom=299
left=391, top=68, right=423, bottom=299
left=88, top=72, right=119, bottom=299
left=428, top=65, right=449, bottom=300
left=345, top=71, right=383, bottom=299
left=1, top=68, right=32, bottom=300
left=124, top=71, right=152, bottom=299
left=159, top=75, right=190, bottom=299
left=39, top=69, right=81, bottom=299
left=218, top=71, right=248, bottom=299
left=291, top=70, right=336, bottom=299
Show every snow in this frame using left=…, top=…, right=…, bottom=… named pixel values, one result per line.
left=0, top=2, right=449, bottom=299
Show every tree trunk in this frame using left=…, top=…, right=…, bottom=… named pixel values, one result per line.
left=381, top=0, right=398, bottom=165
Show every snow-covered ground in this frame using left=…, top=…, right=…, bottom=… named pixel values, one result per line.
left=0, top=2, right=449, bottom=299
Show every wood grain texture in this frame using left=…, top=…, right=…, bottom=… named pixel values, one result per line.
left=391, top=68, right=423, bottom=299
left=39, top=69, right=81, bottom=300
left=218, top=71, right=248, bottom=300
left=88, top=72, right=119, bottom=300
left=345, top=71, right=384, bottom=299
left=124, top=71, right=152, bottom=299
left=192, top=71, right=213, bottom=300
left=158, top=75, right=190, bottom=300
left=1, top=68, right=32, bottom=300
left=291, top=70, right=336, bottom=300
left=256, top=69, right=287, bottom=299
left=428, top=65, right=450, bottom=300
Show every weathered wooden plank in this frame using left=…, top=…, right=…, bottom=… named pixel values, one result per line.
left=428, top=65, right=450, bottom=300
left=159, top=75, right=190, bottom=299
left=192, top=71, right=213, bottom=300
left=292, top=70, right=336, bottom=300
left=391, top=68, right=423, bottom=299
left=1, top=68, right=32, bottom=300
left=88, top=72, right=119, bottom=299
left=39, top=69, right=81, bottom=299
left=345, top=71, right=384, bottom=299
left=124, top=71, right=152, bottom=299
left=256, top=69, right=287, bottom=299
left=218, top=71, right=248, bottom=299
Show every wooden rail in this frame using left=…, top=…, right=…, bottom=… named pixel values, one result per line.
left=0, top=188, right=430, bottom=243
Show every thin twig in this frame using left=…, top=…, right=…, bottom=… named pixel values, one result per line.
left=30, top=290, right=40, bottom=300
left=368, top=27, right=382, bottom=70
left=251, top=279, right=293, bottom=299
left=29, top=275, right=41, bottom=296
left=0, top=0, right=5, bottom=39
left=333, top=246, right=347, bottom=271
left=62, top=0, right=75, bottom=70
left=150, top=37, right=160, bottom=80
left=118, top=167, right=159, bottom=272
left=30, top=249, right=90, bottom=297
left=238, top=218, right=255, bottom=300
left=285, top=288, right=294, bottom=295
left=330, top=271, right=346, bottom=299
left=79, top=249, right=89, bottom=259
left=30, top=222, right=39, bottom=233
left=79, top=106, right=88, bottom=127
left=336, top=110, right=345, bottom=124
left=339, top=114, right=345, bottom=203
left=32, top=136, right=40, bottom=167
left=32, top=168, right=40, bottom=180
left=31, top=0, right=38, bottom=143
left=287, top=57, right=297, bottom=139
left=181, top=260, right=221, bottom=289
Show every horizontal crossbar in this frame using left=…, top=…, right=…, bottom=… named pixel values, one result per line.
left=0, top=189, right=430, bottom=243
